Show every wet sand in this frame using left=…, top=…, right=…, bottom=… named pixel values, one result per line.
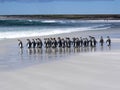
left=0, top=28, right=120, bottom=90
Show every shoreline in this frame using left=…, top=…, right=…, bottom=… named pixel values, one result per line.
left=0, top=27, right=120, bottom=43
left=0, top=27, right=120, bottom=42
left=0, top=28, right=120, bottom=50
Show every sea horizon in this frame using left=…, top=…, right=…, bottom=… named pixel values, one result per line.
left=0, top=14, right=120, bottom=20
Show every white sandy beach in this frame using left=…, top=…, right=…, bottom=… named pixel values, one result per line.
left=0, top=29, right=120, bottom=90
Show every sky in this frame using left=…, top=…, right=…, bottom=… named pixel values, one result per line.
left=0, top=0, right=119, bottom=15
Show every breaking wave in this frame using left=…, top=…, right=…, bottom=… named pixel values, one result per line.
left=0, top=26, right=110, bottom=39
left=0, top=19, right=119, bottom=39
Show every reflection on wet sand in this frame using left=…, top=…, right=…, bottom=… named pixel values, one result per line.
left=19, top=48, right=23, bottom=55
left=17, top=45, right=112, bottom=68
left=37, top=48, right=43, bottom=54
left=19, top=45, right=111, bottom=56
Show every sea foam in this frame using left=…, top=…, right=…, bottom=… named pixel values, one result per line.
left=0, top=26, right=110, bottom=39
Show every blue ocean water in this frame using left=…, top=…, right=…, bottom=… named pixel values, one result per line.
left=0, top=19, right=120, bottom=39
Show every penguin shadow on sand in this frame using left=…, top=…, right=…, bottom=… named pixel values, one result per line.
left=83, top=47, right=90, bottom=52
left=36, top=48, right=43, bottom=54
left=27, top=48, right=32, bottom=55
left=65, top=47, right=72, bottom=54
left=19, top=48, right=23, bottom=55
left=106, top=45, right=111, bottom=51
left=58, top=47, right=63, bottom=54
left=90, top=46, right=97, bottom=52
left=27, top=48, right=43, bottom=55
left=73, top=47, right=80, bottom=53
left=45, top=48, right=52, bottom=55
left=51, top=48, right=58, bottom=55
